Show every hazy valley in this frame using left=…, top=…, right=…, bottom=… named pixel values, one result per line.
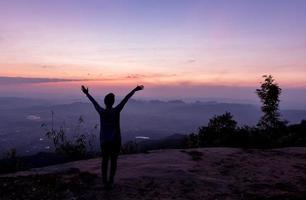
left=1, top=97, right=306, bottom=156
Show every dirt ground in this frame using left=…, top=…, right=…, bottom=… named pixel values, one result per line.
left=1, top=147, right=306, bottom=200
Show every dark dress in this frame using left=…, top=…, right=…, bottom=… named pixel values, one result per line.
left=98, top=106, right=122, bottom=156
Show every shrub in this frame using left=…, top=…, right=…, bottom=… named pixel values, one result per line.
left=184, top=75, right=306, bottom=148
left=41, top=114, right=98, bottom=160
left=197, top=112, right=237, bottom=146
left=0, top=149, right=27, bottom=174
left=120, top=141, right=139, bottom=154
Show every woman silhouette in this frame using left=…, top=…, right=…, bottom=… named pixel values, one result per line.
left=81, top=85, right=144, bottom=189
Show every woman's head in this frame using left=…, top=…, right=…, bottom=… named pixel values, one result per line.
left=104, top=93, right=115, bottom=108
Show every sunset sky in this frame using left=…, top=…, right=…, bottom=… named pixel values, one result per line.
left=0, top=0, right=306, bottom=103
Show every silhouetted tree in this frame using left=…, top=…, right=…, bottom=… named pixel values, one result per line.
left=198, top=112, right=237, bottom=146
left=256, top=75, right=283, bottom=130
left=207, top=112, right=237, bottom=132
left=186, top=133, right=199, bottom=148
left=183, top=77, right=306, bottom=148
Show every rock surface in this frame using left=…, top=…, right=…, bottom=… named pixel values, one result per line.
left=1, top=147, right=306, bottom=200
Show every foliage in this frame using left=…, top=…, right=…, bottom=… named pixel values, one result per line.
left=0, top=148, right=27, bottom=174
left=256, top=75, right=284, bottom=129
left=207, top=112, right=237, bottom=132
left=185, top=75, right=306, bottom=148
left=186, top=112, right=306, bottom=148
left=41, top=114, right=98, bottom=160
left=198, top=112, right=237, bottom=146
left=185, top=133, right=200, bottom=148
left=280, top=120, right=306, bottom=146
left=120, top=141, right=139, bottom=154
left=182, top=150, right=203, bottom=161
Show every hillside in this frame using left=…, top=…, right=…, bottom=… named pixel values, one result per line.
left=1, top=147, right=306, bottom=200
left=2, top=97, right=306, bottom=156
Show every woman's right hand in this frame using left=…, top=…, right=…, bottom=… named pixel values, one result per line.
left=134, top=85, right=144, bottom=91
left=81, top=85, right=89, bottom=94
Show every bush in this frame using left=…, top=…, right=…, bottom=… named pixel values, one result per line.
left=197, top=112, right=237, bottom=147
left=41, top=114, right=98, bottom=160
left=0, top=149, right=27, bottom=174
left=185, top=133, right=200, bottom=148
left=120, top=141, right=139, bottom=154
left=185, top=75, right=306, bottom=149
left=185, top=113, right=306, bottom=149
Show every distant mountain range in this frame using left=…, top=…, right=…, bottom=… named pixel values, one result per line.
left=0, top=97, right=306, bottom=156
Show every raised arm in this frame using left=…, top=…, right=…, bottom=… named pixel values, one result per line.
left=116, top=85, right=144, bottom=111
left=81, top=85, right=103, bottom=112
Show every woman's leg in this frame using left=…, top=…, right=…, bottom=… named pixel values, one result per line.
left=109, top=153, right=118, bottom=185
left=102, top=154, right=109, bottom=185
left=101, top=144, right=110, bottom=185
